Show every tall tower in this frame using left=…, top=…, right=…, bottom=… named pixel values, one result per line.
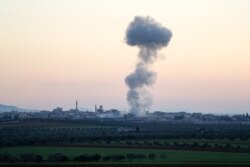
left=75, top=100, right=78, bottom=111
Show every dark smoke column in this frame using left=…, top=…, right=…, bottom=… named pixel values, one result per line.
left=125, top=16, right=172, bottom=116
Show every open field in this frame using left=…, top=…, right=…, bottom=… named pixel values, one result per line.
left=1, top=120, right=250, bottom=166
left=1, top=146, right=250, bottom=164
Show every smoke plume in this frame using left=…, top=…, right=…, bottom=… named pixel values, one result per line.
left=125, top=16, right=172, bottom=116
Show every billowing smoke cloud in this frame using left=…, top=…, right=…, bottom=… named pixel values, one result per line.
left=125, top=16, right=172, bottom=116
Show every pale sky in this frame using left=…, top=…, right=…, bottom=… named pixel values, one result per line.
left=0, top=0, right=250, bottom=114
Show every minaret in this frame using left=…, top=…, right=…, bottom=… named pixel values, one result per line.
left=76, top=100, right=78, bottom=111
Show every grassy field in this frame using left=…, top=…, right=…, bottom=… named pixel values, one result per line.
left=1, top=146, right=250, bottom=164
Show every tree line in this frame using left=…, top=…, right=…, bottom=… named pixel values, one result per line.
left=1, top=124, right=250, bottom=147
left=0, top=152, right=166, bottom=163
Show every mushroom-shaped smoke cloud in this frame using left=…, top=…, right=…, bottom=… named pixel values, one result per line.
left=125, top=16, right=172, bottom=116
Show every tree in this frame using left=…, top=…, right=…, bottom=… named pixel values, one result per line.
left=48, top=153, right=68, bottom=162
left=138, top=154, right=146, bottom=161
left=75, top=155, right=87, bottom=162
left=160, top=154, right=167, bottom=161
left=136, top=125, right=140, bottom=133
left=0, top=153, right=17, bottom=163
left=74, top=154, right=101, bottom=162
left=104, top=154, right=126, bottom=161
left=102, top=155, right=111, bottom=161
left=148, top=153, right=157, bottom=161
left=201, top=143, right=208, bottom=148
left=92, top=154, right=101, bottom=161
left=164, top=141, right=169, bottom=146
left=19, top=153, right=43, bottom=162
left=33, top=154, right=43, bottom=162
left=153, top=141, right=161, bottom=146
left=126, top=153, right=134, bottom=161
left=126, top=141, right=133, bottom=145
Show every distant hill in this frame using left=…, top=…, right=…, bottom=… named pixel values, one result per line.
left=0, top=104, right=39, bottom=112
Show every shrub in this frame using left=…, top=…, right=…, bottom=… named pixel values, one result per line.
left=102, top=155, right=111, bottom=161
left=148, top=153, right=157, bottom=161
left=19, top=153, right=43, bottom=162
left=0, top=153, right=17, bottom=163
left=48, top=153, right=68, bottom=162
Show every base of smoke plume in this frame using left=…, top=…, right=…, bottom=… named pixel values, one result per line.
left=127, top=87, right=153, bottom=116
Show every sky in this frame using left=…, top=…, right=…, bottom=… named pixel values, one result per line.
left=0, top=0, right=250, bottom=114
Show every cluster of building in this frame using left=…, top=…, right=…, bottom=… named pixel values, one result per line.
left=145, top=111, right=250, bottom=123
left=0, top=101, right=249, bottom=123
left=0, top=101, right=121, bottom=121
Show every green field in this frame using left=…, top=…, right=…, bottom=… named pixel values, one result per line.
left=1, top=146, right=250, bottom=164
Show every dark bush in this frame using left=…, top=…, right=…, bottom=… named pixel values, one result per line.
left=160, top=154, right=167, bottom=161
left=148, top=153, right=157, bottom=161
left=75, top=154, right=101, bottom=162
left=92, top=154, right=101, bottom=161
left=0, top=153, right=17, bottom=163
left=48, top=153, right=68, bottom=162
left=102, top=155, right=111, bottom=161
left=19, top=153, right=42, bottom=162
left=110, top=154, right=125, bottom=161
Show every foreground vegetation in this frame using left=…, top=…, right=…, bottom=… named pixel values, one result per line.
left=1, top=146, right=250, bottom=164
left=1, top=119, right=250, bottom=148
left=1, top=120, right=250, bottom=166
